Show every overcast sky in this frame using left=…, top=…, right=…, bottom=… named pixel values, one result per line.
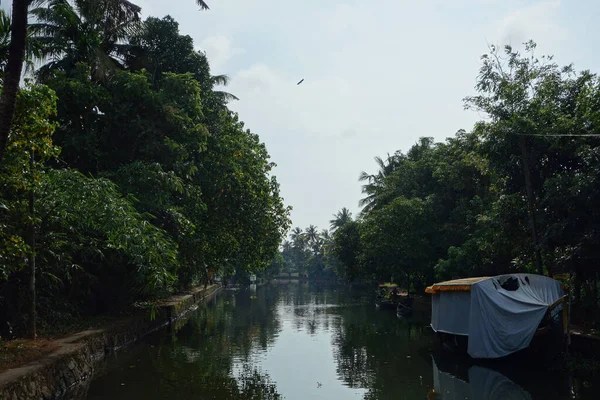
left=18, top=0, right=600, bottom=231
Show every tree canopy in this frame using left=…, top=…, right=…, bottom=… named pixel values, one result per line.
left=0, top=7, right=290, bottom=337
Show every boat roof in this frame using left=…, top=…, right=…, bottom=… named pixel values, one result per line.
left=378, top=283, right=398, bottom=288
left=425, top=277, right=490, bottom=294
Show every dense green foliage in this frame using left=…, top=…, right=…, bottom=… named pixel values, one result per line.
left=313, top=43, right=599, bottom=315
left=0, top=3, right=290, bottom=337
left=270, top=225, right=340, bottom=281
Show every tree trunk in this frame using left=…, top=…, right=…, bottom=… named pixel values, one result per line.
left=566, top=272, right=572, bottom=356
left=519, top=136, right=544, bottom=275
left=28, top=150, right=36, bottom=339
left=574, top=264, right=582, bottom=304
left=0, top=0, right=28, bottom=165
left=594, top=271, right=598, bottom=311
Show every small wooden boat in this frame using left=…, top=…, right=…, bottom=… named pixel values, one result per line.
left=426, top=274, right=566, bottom=359
left=375, top=283, right=405, bottom=310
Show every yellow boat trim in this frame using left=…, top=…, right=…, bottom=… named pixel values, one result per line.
left=425, top=277, right=490, bottom=294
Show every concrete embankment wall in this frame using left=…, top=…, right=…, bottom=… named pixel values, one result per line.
left=0, top=285, right=220, bottom=400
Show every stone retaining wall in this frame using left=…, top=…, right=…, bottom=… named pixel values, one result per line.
left=0, top=285, right=220, bottom=400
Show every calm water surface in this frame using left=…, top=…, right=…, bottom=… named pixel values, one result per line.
left=84, top=283, right=595, bottom=400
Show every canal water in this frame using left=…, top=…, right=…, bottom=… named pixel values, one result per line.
left=84, top=283, right=595, bottom=399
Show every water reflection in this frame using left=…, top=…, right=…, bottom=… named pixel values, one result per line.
left=83, top=283, right=595, bottom=400
left=86, top=285, right=283, bottom=400
left=432, top=354, right=532, bottom=400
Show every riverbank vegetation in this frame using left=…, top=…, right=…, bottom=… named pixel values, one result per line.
left=278, top=43, right=600, bottom=324
left=0, top=2, right=290, bottom=339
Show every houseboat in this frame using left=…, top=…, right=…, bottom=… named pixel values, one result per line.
left=425, top=274, right=566, bottom=359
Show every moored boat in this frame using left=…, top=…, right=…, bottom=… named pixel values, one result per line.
left=425, top=273, right=567, bottom=359
left=375, top=283, right=406, bottom=310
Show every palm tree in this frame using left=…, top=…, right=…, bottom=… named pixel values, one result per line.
left=305, top=225, right=318, bottom=244
left=290, top=227, right=304, bottom=246
left=0, top=9, right=11, bottom=69
left=329, top=207, right=352, bottom=232
left=358, top=153, right=401, bottom=215
left=289, top=226, right=307, bottom=272
left=0, top=0, right=29, bottom=165
left=29, top=0, right=142, bottom=81
left=305, top=225, right=323, bottom=257
left=282, top=240, right=292, bottom=253
left=319, top=229, right=331, bottom=258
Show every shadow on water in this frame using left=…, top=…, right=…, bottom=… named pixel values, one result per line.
left=80, top=283, right=596, bottom=400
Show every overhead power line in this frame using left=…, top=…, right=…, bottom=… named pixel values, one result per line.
left=517, top=133, right=600, bottom=137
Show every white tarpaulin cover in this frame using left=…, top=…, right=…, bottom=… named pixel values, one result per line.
left=431, top=274, right=564, bottom=359
left=468, top=274, right=563, bottom=358
left=431, top=290, right=471, bottom=335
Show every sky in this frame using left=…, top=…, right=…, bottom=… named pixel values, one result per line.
left=11, top=0, right=600, bottom=232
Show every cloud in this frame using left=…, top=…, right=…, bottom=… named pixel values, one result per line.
left=497, top=0, right=565, bottom=45
left=113, top=0, right=599, bottom=230
left=198, top=36, right=246, bottom=73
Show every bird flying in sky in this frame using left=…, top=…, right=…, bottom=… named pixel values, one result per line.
left=297, top=79, right=304, bottom=85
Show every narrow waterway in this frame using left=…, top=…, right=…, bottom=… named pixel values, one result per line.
left=84, top=283, right=595, bottom=399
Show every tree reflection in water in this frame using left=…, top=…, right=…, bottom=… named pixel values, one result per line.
left=85, top=284, right=595, bottom=400
left=329, top=289, right=435, bottom=399
left=85, top=285, right=283, bottom=400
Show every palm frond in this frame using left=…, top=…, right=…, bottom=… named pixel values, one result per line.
left=358, top=170, right=374, bottom=182
left=374, top=156, right=385, bottom=170
left=93, top=46, right=122, bottom=74
left=111, top=42, right=132, bottom=59
left=0, top=8, right=10, bottom=39
left=74, top=0, right=141, bottom=21
left=196, top=0, right=210, bottom=10
left=214, top=90, right=239, bottom=103
left=0, top=10, right=10, bottom=61
left=211, top=74, right=231, bottom=86
left=28, top=23, right=64, bottom=39
left=29, top=0, right=50, bottom=7
left=358, top=196, right=374, bottom=208
left=360, top=182, right=378, bottom=194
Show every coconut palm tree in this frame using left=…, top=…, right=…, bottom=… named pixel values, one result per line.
left=28, top=0, right=142, bottom=81
left=305, top=225, right=324, bottom=258
left=329, top=207, right=352, bottom=232
left=0, top=0, right=29, bottom=165
left=290, top=227, right=304, bottom=246
left=358, top=153, right=401, bottom=215
left=282, top=240, right=292, bottom=253
left=0, top=9, right=11, bottom=69
left=305, top=225, right=318, bottom=244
